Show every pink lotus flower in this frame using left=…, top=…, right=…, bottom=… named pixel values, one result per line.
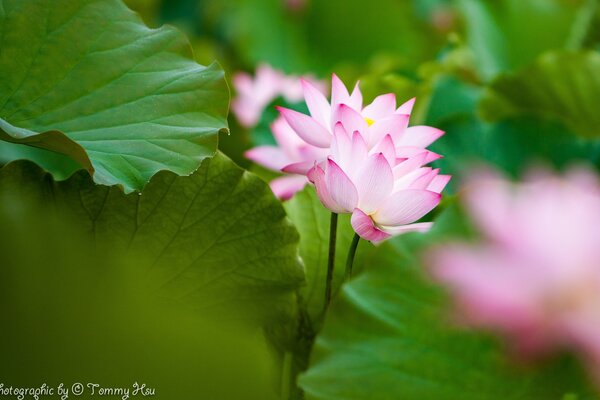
left=307, top=121, right=449, bottom=243
left=279, top=75, right=449, bottom=241
left=277, top=74, right=423, bottom=149
left=246, top=116, right=328, bottom=199
left=429, top=168, right=600, bottom=381
left=232, top=64, right=326, bottom=128
left=232, top=64, right=282, bottom=128
left=245, top=74, right=448, bottom=212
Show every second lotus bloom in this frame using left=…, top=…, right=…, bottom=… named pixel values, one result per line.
left=246, top=73, right=449, bottom=241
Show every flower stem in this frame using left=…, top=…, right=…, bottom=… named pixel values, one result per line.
left=345, top=233, right=361, bottom=280
left=324, top=212, right=338, bottom=310
left=280, top=351, right=292, bottom=400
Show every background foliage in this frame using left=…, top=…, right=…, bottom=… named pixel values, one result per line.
left=2, top=0, right=600, bottom=398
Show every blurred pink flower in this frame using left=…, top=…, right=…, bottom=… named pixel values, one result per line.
left=430, top=168, right=600, bottom=380
left=245, top=116, right=328, bottom=199
left=232, top=64, right=282, bottom=127
left=232, top=64, right=326, bottom=128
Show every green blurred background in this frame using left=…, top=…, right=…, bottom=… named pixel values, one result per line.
left=124, top=0, right=600, bottom=188
left=4, top=0, right=600, bottom=399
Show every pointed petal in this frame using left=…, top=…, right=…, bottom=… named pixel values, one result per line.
left=297, top=145, right=329, bottom=163
left=369, top=114, right=410, bottom=145
left=277, top=106, right=331, bottom=148
left=374, top=189, right=441, bottom=226
left=282, top=161, right=315, bottom=175
left=348, top=81, right=363, bottom=110
left=271, top=116, right=303, bottom=153
left=409, top=168, right=438, bottom=190
left=302, top=78, right=331, bottom=128
left=394, top=167, right=433, bottom=192
left=396, top=146, right=442, bottom=164
left=380, top=222, right=433, bottom=236
left=308, top=165, right=348, bottom=214
left=347, top=131, right=369, bottom=178
left=326, top=158, right=359, bottom=213
left=396, top=97, right=416, bottom=114
left=392, top=152, right=429, bottom=179
left=351, top=208, right=391, bottom=243
left=363, top=93, right=397, bottom=120
left=425, top=151, right=442, bottom=164
left=331, top=122, right=352, bottom=169
left=331, top=73, right=351, bottom=110
left=270, top=175, right=308, bottom=200
left=351, top=131, right=369, bottom=156
left=333, top=104, right=369, bottom=138
left=370, top=134, right=396, bottom=166
left=428, top=174, right=451, bottom=193
left=355, top=153, right=394, bottom=214
left=245, top=146, right=290, bottom=171
left=398, top=126, right=445, bottom=148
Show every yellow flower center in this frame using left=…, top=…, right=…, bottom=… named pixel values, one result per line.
left=364, top=117, right=375, bottom=126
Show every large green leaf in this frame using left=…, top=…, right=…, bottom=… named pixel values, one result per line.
left=0, top=0, right=229, bottom=192
left=0, top=140, right=82, bottom=179
left=0, top=152, right=303, bottom=323
left=299, top=206, right=598, bottom=400
left=479, top=51, right=600, bottom=138
left=0, top=172, right=281, bottom=400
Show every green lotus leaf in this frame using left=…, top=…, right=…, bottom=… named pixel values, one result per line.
left=0, top=0, right=229, bottom=192
left=479, top=51, right=600, bottom=138
left=458, top=0, right=585, bottom=80
left=0, top=152, right=303, bottom=324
